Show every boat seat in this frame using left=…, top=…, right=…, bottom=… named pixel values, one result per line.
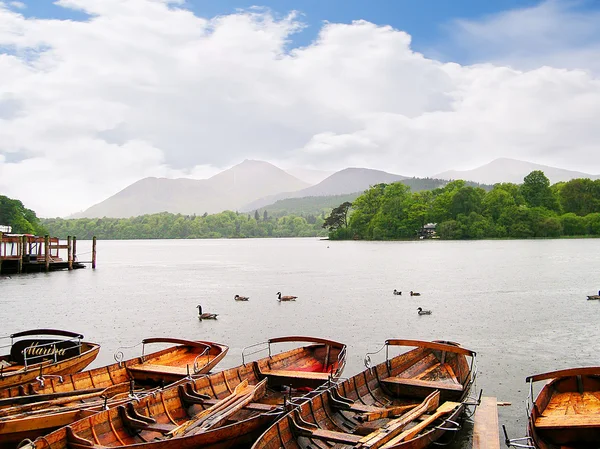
left=381, top=377, right=463, bottom=398
left=262, top=369, right=332, bottom=380
left=535, top=414, right=600, bottom=429
left=127, top=364, right=190, bottom=376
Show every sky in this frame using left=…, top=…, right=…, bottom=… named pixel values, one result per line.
left=1, top=0, right=600, bottom=217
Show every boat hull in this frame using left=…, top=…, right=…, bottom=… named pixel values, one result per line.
left=251, top=339, right=476, bottom=449
left=19, top=336, right=346, bottom=449
left=527, top=367, right=600, bottom=449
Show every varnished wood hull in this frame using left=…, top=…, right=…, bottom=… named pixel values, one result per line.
left=19, top=337, right=346, bottom=449
left=252, top=339, right=476, bottom=449
left=0, top=339, right=228, bottom=403
left=527, top=367, right=600, bottom=449
left=0, top=343, right=100, bottom=391
left=0, top=340, right=228, bottom=447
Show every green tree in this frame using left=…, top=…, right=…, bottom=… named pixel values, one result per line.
left=559, top=178, right=600, bottom=216
left=348, top=183, right=387, bottom=239
left=323, top=202, right=352, bottom=233
left=520, top=171, right=560, bottom=211
left=0, top=195, right=47, bottom=235
left=450, top=186, right=486, bottom=219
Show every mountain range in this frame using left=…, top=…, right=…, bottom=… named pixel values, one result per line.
left=434, top=158, right=600, bottom=185
left=70, top=158, right=600, bottom=219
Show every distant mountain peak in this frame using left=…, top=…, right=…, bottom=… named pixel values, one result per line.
left=434, top=158, right=599, bottom=184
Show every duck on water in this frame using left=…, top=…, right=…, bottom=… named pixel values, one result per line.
left=234, top=295, right=249, bottom=301
left=196, top=305, right=218, bottom=320
left=417, top=307, right=432, bottom=315
left=276, top=292, right=297, bottom=301
left=393, top=289, right=402, bottom=295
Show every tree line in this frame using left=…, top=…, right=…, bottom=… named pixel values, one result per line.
left=324, top=171, right=600, bottom=240
left=0, top=195, right=47, bottom=235
left=42, top=210, right=328, bottom=239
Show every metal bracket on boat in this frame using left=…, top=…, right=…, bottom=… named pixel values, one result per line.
left=462, top=389, right=483, bottom=407
left=16, top=438, right=35, bottom=449
left=434, top=419, right=460, bottom=432
left=36, top=373, right=63, bottom=388
left=114, top=342, right=143, bottom=367
left=102, top=395, right=109, bottom=410
left=502, top=425, right=535, bottom=448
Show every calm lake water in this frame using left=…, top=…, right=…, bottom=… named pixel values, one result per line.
left=2, top=238, right=600, bottom=446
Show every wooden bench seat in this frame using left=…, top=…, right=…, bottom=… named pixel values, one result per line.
left=263, top=369, right=332, bottom=380
left=128, top=364, right=189, bottom=376
left=535, top=414, right=600, bottom=429
left=383, top=377, right=463, bottom=391
left=382, top=377, right=463, bottom=400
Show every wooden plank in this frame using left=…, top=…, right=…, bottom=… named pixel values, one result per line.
left=526, top=367, right=600, bottom=383
left=535, top=414, right=600, bottom=429
left=385, top=340, right=476, bottom=357
left=262, top=369, right=332, bottom=380
left=357, top=391, right=440, bottom=449
left=382, top=377, right=463, bottom=392
left=472, top=397, right=500, bottom=449
left=127, top=364, right=189, bottom=376
left=381, top=401, right=459, bottom=447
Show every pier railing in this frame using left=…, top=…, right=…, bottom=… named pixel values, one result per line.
left=0, top=233, right=97, bottom=274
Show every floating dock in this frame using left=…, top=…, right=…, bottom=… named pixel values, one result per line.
left=472, top=396, right=500, bottom=449
left=0, top=233, right=97, bottom=275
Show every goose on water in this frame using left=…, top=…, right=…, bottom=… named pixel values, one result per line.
left=196, top=305, right=218, bottom=320
left=410, top=291, right=421, bottom=296
left=417, top=307, right=432, bottom=315
left=276, top=292, right=297, bottom=301
left=234, top=294, right=249, bottom=301
left=393, top=289, right=402, bottom=296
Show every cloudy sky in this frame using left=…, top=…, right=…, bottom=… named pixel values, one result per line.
left=1, top=0, right=599, bottom=217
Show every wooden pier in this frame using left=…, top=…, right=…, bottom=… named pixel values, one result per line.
left=472, top=396, right=501, bottom=449
left=0, top=233, right=97, bottom=275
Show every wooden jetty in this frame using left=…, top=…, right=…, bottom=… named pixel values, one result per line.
left=472, top=397, right=500, bottom=449
left=0, top=233, right=97, bottom=275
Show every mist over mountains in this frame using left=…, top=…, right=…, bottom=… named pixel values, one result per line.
left=70, top=158, right=600, bottom=219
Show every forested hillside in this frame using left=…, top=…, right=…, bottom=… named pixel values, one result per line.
left=325, top=171, right=600, bottom=240
left=43, top=210, right=327, bottom=239
left=0, top=195, right=47, bottom=235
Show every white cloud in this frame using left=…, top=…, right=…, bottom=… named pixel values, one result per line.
left=8, top=1, right=25, bottom=9
left=0, top=0, right=599, bottom=216
left=446, top=0, right=600, bottom=74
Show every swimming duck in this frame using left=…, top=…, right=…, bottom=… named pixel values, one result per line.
left=393, top=289, right=402, bottom=296
left=410, top=291, right=421, bottom=296
left=196, top=305, right=218, bottom=320
left=276, top=292, right=297, bottom=301
left=234, top=294, right=249, bottom=301
left=417, top=307, right=432, bottom=315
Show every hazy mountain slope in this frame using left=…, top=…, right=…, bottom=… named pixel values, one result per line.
left=286, top=167, right=334, bottom=185
left=72, top=160, right=310, bottom=218
left=242, top=168, right=408, bottom=211
left=434, top=158, right=600, bottom=184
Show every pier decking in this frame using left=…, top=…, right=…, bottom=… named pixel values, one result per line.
left=472, top=396, right=500, bottom=449
left=0, top=233, right=96, bottom=275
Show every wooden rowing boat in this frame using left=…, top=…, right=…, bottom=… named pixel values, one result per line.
left=0, top=338, right=228, bottom=447
left=526, top=367, right=600, bottom=448
left=252, top=339, right=477, bottom=449
left=0, top=330, right=99, bottom=391
left=18, top=336, right=346, bottom=449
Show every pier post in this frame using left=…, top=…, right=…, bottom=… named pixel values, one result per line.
left=72, top=236, right=77, bottom=262
left=92, top=236, right=97, bottom=269
left=44, top=235, right=50, bottom=272
left=18, top=235, right=25, bottom=274
left=67, top=236, right=73, bottom=270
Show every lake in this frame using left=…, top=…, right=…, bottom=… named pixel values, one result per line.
left=2, top=237, right=600, bottom=447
